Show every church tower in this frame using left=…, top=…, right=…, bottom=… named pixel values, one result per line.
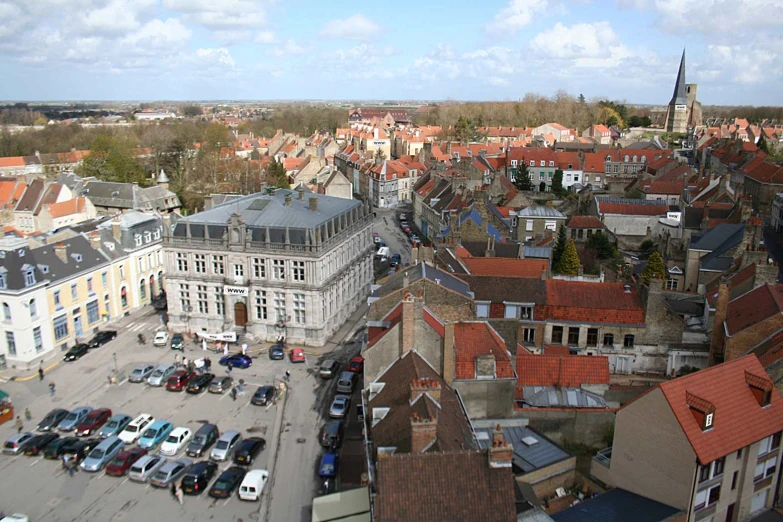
left=665, top=50, right=688, bottom=135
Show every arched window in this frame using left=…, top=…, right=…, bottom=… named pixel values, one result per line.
left=641, top=155, right=647, bottom=163
left=2, top=302, right=10, bottom=321
left=29, top=299, right=37, bottom=318
left=139, top=279, right=147, bottom=301
left=605, top=155, right=611, bottom=162
left=121, top=287, right=128, bottom=308
left=624, top=155, right=629, bottom=163
left=633, top=155, right=638, bottom=162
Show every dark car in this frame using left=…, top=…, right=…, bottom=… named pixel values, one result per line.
left=268, top=344, right=284, bottom=360
left=209, top=466, right=247, bottom=498
left=233, top=437, right=265, bottom=466
left=181, top=460, right=218, bottom=495
left=389, top=254, right=401, bottom=267
left=250, top=386, right=276, bottom=406
left=63, top=343, right=90, bottom=362
left=186, top=373, right=215, bottom=394
left=219, top=354, right=252, bottom=369
left=319, top=421, right=345, bottom=448
left=64, top=438, right=102, bottom=464
left=105, top=447, right=148, bottom=477
left=347, top=356, right=364, bottom=373
left=43, top=436, right=79, bottom=459
left=171, top=333, right=184, bottom=351
left=87, top=330, right=117, bottom=348
left=37, top=409, right=69, bottom=432
left=166, top=369, right=197, bottom=392
left=76, top=408, right=112, bottom=437
left=23, top=433, right=60, bottom=456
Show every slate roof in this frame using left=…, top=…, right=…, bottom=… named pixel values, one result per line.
left=541, top=280, right=646, bottom=325
left=474, top=424, right=570, bottom=474
left=461, top=276, right=547, bottom=305
left=520, top=386, right=608, bottom=408
left=370, top=262, right=473, bottom=300
left=516, top=353, right=610, bottom=388
left=81, top=180, right=181, bottom=212
left=726, top=284, right=783, bottom=336
left=15, top=178, right=45, bottom=212
left=454, top=322, right=516, bottom=380
left=682, top=204, right=734, bottom=229
left=566, top=216, right=605, bottom=230
left=517, top=206, right=566, bottom=219
left=658, top=355, right=783, bottom=464
left=690, top=223, right=745, bottom=252
left=551, top=488, right=680, bottom=522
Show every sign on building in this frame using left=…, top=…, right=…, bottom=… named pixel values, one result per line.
left=223, top=285, right=249, bottom=296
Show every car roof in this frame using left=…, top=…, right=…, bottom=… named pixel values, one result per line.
left=321, top=359, right=335, bottom=366
left=244, top=469, right=269, bottom=480
left=94, top=436, right=121, bottom=449
left=133, top=454, right=161, bottom=466
left=109, top=413, right=131, bottom=420
left=350, top=356, right=363, bottom=362
left=333, top=395, right=349, bottom=402
left=8, top=433, right=32, bottom=442
left=218, top=430, right=240, bottom=440
left=148, top=420, right=170, bottom=429
left=169, top=427, right=190, bottom=436
left=130, top=413, right=152, bottom=424
left=72, top=406, right=91, bottom=413
left=194, top=423, right=217, bottom=434
left=88, top=408, right=111, bottom=416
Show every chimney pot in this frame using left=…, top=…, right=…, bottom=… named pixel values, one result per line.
left=54, top=242, right=68, bottom=263
left=297, top=186, right=305, bottom=200
left=284, top=195, right=292, bottom=206
left=308, top=197, right=318, bottom=212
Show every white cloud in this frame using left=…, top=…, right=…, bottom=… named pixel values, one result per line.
left=272, top=39, right=305, bottom=57
left=211, top=29, right=253, bottom=44
left=488, top=76, right=510, bottom=86
left=530, top=21, right=632, bottom=68
left=705, top=44, right=782, bottom=84
left=413, top=45, right=461, bottom=81
left=462, top=47, right=516, bottom=76
left=319, top=14, right=380, bottom=41
left=486, top=0, right=549, bottom=34
left=196, top=47, right=235, bottom=67
left=122, top=18, right=192, bottom=46
left=163, top=0, right=267, bottom=29
left=80, top=0, right=157, bottom=35
left=255, top=31, right=276, bottom=44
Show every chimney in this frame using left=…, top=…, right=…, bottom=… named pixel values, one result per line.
left=488, top=425, right=513, bottom=468
left=623, top=284, right=631, bottom=293
left=541, top=268, right=547, bottom=281
left=403, top=271, right=410, bottom=289
left=578, top=265, right=584, bottom=276
left=700, top=201, right=711, bottom=231
left=297, top=185, right=305, bottom=200
left=442, top=322, right=456, bottom=385
left=284, top=194, right=292, bottom=206
left=402, top=292, right=416, bottom=353
left=308, top=197, right=318, bottom=212
left=410, top=378, right=441, bottom=404
left=89, top=232, right=101, bottom=250
left=485, top=237, right=495, bottom=258
left=710, top=277, right=731, bottom=366
left=111, top=218, right=122, bottom=242
left=411, top=413, right=437, bottom=453
left=54, top=242, right=68, bottom=263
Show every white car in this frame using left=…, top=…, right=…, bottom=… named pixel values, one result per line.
left=159, top=427, right=192, bottom=456
left=119, top=413, right=155, bottom=444
left=153, top=331, right=170, bottom=346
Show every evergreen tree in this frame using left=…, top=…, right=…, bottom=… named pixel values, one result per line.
left=552, top=169, right=564, bottom=195
left=759, top=138, right=770, bottom=155
left=513, top=160, right=532, bottom=191
left=638, top=240, right=657, bottom=260
left=552, top=226, right=568, bottom=265
left=556, top=240, right=581, bottom=275
left=642, top=251, right=666, bottom=284
left=587, top=231, right=615, bottom=259
left=265, top=159, right=290, bottom=189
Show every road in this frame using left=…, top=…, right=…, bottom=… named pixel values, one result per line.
left=372, top=206, right=414, bottom=277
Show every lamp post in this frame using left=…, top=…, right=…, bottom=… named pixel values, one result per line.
left=182, top=305, right=193, bottom=337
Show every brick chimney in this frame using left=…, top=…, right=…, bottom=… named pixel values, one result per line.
left=89, top=232, right=101, bottom=250
left=284, top=194, right=292, bottom=206
left=297, top=185, right=305, bottom=200
left=442, top=322, right=456, bottom=385
left=411, top=413, right=437, bottom=453
left=401, top=292, right=416, bottom=353
left=309, top=197, right=318, bottom=212
left=485, top=237, right=495, bottom=258
left=54, top=242, right=67, bottom=263
left=410, top=378, right=441, bottom=404
left=111, top=217, right=122, bottom=242
left=488, top=424, right=513, bottom=468
left=710, top=277, right=731, bottom=366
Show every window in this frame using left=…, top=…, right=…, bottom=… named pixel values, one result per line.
left=101, top=271, right=108, bottom=287
left=194, top=254, right=206, bottom=274
left=273, top=292, right=286, bottom=323
left=568, top=327, right=580, bottom=345
left=87, top=277, right=93, bottom=294
left=153, top=229, right=160, bottom=240
left=737, top=449, right=742, bottom=460
left=549, top=161, right=554, bottom=167
left=1, top=303, right=9, bottom=321
left=759, top=434, right=779, bottom=456
left=539, top=173, right=545, bottom=181
left=772, top=431, right=781, bottom=451
left=476, top=302, right=490, bottom=318
left=119, top=264, right=125, bottom=279
left=731, top=471, right=738, bottom=490
left=293, top=293, right=306, bottom=325
left=5, top=331, right=16, bottom=356
left=139, top=279, right=146, bottom=300
left=552, top=326, right=564, bottom=344
left=121, top=286, right=128, bottom=308
left=144, top=231, right=151, bottom=243
left=53, top=314, right=69, bottom=341
left=755, top=457, right=777, bottom=482
left=273, top=259, right=285, bottom=280
left=587, top=328, right=598, bottom=346
left=529, top=160, right=534, bottom=166
left=0, top=273, right=5, bottom=289
left=666, top=278, right=678, bottom=290
left=197, top=285, right=208, bottom=314
left=54, top=290, right=61, bottom=307
left=178, top=284, right=189, bottom=311
left=254, top=290, right=267, bottom=320
left=176, top=253, right=188, bottom=272
left=252, top=258, right=265, bottom=278
left=577, top=229, right=584, bottom=240
left=540, top=160, right=545, bottom=166
left=137, top=257, right=144, bottom=272
left=624, top=334, right=634, bottom=347
left=33, top=326, right=42, bottom=352
left=134, top=234, right=142, bottom=247
left=214, top=288, right=224, bottom=316
left=523, top=328, right=535, bottom=344
left=701, top=458, right=725, bottom=482
left=29, top=299, right=37, bottom=318
left=526, top=220, right=533, bottom=232
left=25, top=269, right=35, bottom=286
left=233, top=264, right=244, bottom=278
left=212, top=255, right=225, bottom=275
left=86, top=300, right=99, bottom=324
left=71, top=283, right=78, bottom=301
left=292, top=261, right=305, bottom=282
left=694, top=484, right=721, bottom=510
left=148, top=253, right=153, bottom=268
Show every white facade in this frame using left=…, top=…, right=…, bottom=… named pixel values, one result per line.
left=0, top=285, right=52, bottom=368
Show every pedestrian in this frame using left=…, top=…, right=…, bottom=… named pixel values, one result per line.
left=284, top=370, right=291, bottom=383
left=223, top=344, right=228, bottom=356
left=38, top=365, right=44, bottom=381
left=15, top=416, right=22, bottom=434
left=241, top=343, right=247, bottom=356
left=202, top=339, right=207, bottom=351
left=227, top=362, right=233, bottom=376
left=175, top=483, right=184, bottom=505
left=205, top=357, right=211, bottom=372
left=171, top=482, right=177, bottom=500
left=24, top=408, right=31, bottom=421
left=182, top=356, right=188, bottom=368
left=174, top=353, right=180, bottom=365
left=230, top=387, right=237, bottom=401
left=49, top=382, right=55, bottom=397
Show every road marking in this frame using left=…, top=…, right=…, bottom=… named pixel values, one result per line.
left=30, top=458, right=39, bottom=467
left=121, top=477, right=129, bottom=486
left=117, top=378, right=128, bottom=386
left=222, top=497, right=231, bottom=506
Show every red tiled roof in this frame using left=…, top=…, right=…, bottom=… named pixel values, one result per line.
left=462, top=258, right=547, bottom=278
left=455, top=244, right=472, bottom=259
left=582, top=153, right=606, bottom=173
left=566, top=215, right=605, bottom=230
left=645, top=180, right=685, bottom=195
left=453, top=322, right=515, bottom=380
left=726, top=284, right=783, bottom=336
left=541, top=280, right=646, bottom=324
left=47, top=197, right=87, bottom=218
left=659, top=355, right=783, bottom=464
left=423, top=308, right=445, bottom=338
left=598, top=201, right=668, bottom=216
left=516, top=353, right=610, bottom=387
left=0, top=157, right=26, bottom=168
left=543, top=345, right=571, bottom=356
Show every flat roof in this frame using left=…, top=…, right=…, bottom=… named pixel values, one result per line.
left=311, top=486, right=371, bottom=522
left=475, top=424, right=571, bottom=474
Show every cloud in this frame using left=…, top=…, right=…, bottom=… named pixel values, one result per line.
left=488, top=76, right=510, bottom=86
left=163, top=0, right=267, bottom=29
left=272, top=39, right=305, bottom=56
left=122, top=18, right=192, bottom=46
left=255, top=31, right=276, bottom=44
left=413, top=45, right=461, bottom=81
left=196, top=47, right=235, bottom=67
left=486, top=0, right=549, bottom=34
left=704, top=44, right=782, bottom=84
left=80, top=0, right=157, bottom=35
left=529, top=21, right=632, bottom=68
left=211, top=29, right=253, bottom=44
left=319, top=14, right=380, bottom=41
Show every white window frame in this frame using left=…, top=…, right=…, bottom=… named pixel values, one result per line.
left=476, top=302, right=490, bottom=318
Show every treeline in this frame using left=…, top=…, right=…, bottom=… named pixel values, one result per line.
left=243, top=107, right=348, bottom=137
left=702, top=106, right=783, bottom=123
left=0, top=106, right=46, bottom=126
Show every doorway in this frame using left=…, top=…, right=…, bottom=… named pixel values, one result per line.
left=234, top=302, right=247, bottom=327
left=74, top=314, right=83, bottom=337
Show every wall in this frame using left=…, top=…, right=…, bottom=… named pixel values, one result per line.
left=367, top=279, right=473, bottom=322
left=727, top=314, right=783, bottom=362
left=363, top=323, right=401, bottom=385
left=602, top=214, right=657, bottom=237
left=519, top=455, right=578, bottom=499
left=516, top=409, right=616, bottom=449
left=454, top=378, right=516, bottom=419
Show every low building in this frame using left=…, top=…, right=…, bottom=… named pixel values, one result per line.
left=552, top=488, right=681, bottom=522
left=594, top=197, right=669, bottom=241
left=566, top=215, right=606, bottom=242
left=512, top=205, right=567, bottom=242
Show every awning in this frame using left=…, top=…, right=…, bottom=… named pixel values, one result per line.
left=195, top=331, right=237, bottom=342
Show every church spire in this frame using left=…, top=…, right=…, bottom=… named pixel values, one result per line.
left=669, top=49, right=687, bottom=106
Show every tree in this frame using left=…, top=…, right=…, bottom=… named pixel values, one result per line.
left=759, top=137, right=770, bottom=155
left=265, top=159, right=290, bottom=189
left=374, top=147, right=387, bottom=162
left=182, top=105, right=203, bottom=117
left=587, top=231, right=615, bottom=259
left=77, top=134, right=146, bottom=185
left=552, top=169, right=564, bottom=195
left=642, top=251, right=666, bottom=284
left=552, top=225, right=568, bottom=265
left=513, top=161, right=532, bottom=191
left=578, top=94, right=586, bottom=104
left=638, top=240, right=657, bottom=260
left=556, top=240, right=581, bottom=275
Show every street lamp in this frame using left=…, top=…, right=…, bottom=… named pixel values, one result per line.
left=180, top=305, right=193, bottom=336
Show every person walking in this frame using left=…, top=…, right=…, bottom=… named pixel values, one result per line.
left=202, top=339, right=207, bottom=351
left=227, top=362, right=233, bottom=376
left=223, top=344, right=229, bottom=357
left=182, top=356, right=188, bottom=369
left=241, top=343, right=247, bottom=356
left=15, top=416, right=23, bottom=434
left=174, top=353, right=180, bottom=366
left=284, top=370, right=291, bottom=383
left=49, top=382, right=55, bottom=397
left=24, top=408, right=31, bottom=421
left=205, top=357, right=211, bottom=372
left=175, top=483, right=184, bottom=505
left=38, top=365, right=44, bottom=381
left=230, top=387, right=237, bottom=401
left=170, top=482, right=177, bottom=501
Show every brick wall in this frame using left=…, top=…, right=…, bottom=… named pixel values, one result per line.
left=517, top=408, right=616, bottom=449
left=727, top=314, right=783, bottom=362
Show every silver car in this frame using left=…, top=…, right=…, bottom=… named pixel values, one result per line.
left=57, top=407, right=92, bottom=432
left=128, top=454, right=167, bottom=483
left=80, top=436, right=125, bottom=472
left=149, top=458, right=192, bottom=488
left=129, top=364, right=156, bottom=383
left=3, top=433, right=34, bottom=455
left=147, top=364, right=176, bottom=387
left=98, top=414, right=133, bottom=439
left=208, top=376, right=233, bottom=394
left=329, top=395, right=351, bottom=419
left=210, top=430, right=242, bottom=462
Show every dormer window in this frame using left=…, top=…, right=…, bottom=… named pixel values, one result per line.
left=0, top=273, right=5, bottom=289
left=549, top=161, right=554, bottom=167
left=540, top=160, right=545, bottom=166
left=624, top=155, right=629, bottom=163
left=529, top=160, right=534, bottom=166
left=144, top=231, right=152, bottom=242
left=71, top=253, right=82, bottom=262
left=153, top=229, right=161, bottom=240
left=686, top=391, right=715, bottom=432
left=134, top=234, right=142, bottom=246
left=24, top=269, right=35, bottom=287
left=746, top=370, right=774, bottom=407
left=633, top=155, right=638, bottom=163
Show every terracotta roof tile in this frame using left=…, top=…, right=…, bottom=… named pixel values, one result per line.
left=544, top=345, right=571, bottom=355
left=453, top=322, right=515, bottom=380
left=566, top=215, right=605, bottom=229
left=516, top=353, right=610, bottom=387
left=462, top=258, right=547, bottom=278
left=726, top=284, right=783, bottom=336
left=597, top=200, right=668, bottom=216
left=541, top=280, right=646, bottom=324
left=46, top=197, right=87, bottom=218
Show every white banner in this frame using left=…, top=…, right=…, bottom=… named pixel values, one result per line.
left=223, top=285, right=249, bottom=296
left=195, top=331, right=237, bottom=342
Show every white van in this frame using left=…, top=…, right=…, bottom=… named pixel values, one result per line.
left=238, top=469, right=269, bottom=501
left=375, top=246, right=390, bottom=261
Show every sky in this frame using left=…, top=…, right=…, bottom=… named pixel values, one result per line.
left=0, top=0, right=781, bottom=105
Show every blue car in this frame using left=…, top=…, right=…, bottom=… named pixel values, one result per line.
left=318, top=451, right=339, bottom=478
left=137, top=420, right=173, bottom=450
left=219, top=354, right=252, bottom=369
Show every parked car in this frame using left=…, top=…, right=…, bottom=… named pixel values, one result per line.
left=250, top=386, right=276, bottom=406
left=375, top=246, right=390, bottom=261
left=319, top=451, right=339, bottom=479
left=347, top=356, right=364, bottom=373
left=137, top=420, right=174, bottom=450
left=186, top=373, right=215, bottom=394
left=76, top=408, right=112, bottom=437
left=319, top=421, right=345, bottom=448
left=128, top=454, right=167, bottom=483
left=159, top=427, right=192, bottom=456
left=105, top=447, right=148, bottom=476
left=336, top=371, right=358, bottom=394
left=208, top=467, right=247, bottom=498
left=238, top=469, right=269, bottom=501
left=290, top=348, right=305, bottom=363
left=22, top=433, right=59, bottom=456
left=233, top=437, right=265, bottom=466
left=166, top=369, right=197, bottom=392
left=329, top=395, right=351, bottom=419
left=186, top=424, right=219, bottom=458
left=268, top=344, right=285, bottom=360
left=210, top=430, right=242, bottom=462
left=219, top=354, right=252, bottom=369
left=119, top=414, right=154, bottom=444
left=181, top=460, right=218, bottom=495
left=87, top=330, right=116, bottom=348
left=149, top=458, right=192, bottom=488
left=129, top=364, right=156, bottom=383
left=43, top=436, right=79, bottom=459
left=208, top=376, right=233, bottom=394
left=57, top=407, right=92, bottom=432
left=37, top=409, right=69, bottom=432
left=153, top=331, right=169, bottom=346
left=389, top=254, right=401, bottom=267
left=98, top=414, right=133, bottom=439
left=147, top=364, right=177, bottom=386
left=80, top=436, right=125, bottom=472
left=63, top=343, right=89, bottom=362
left=171, top=333, right=184, bottom=351
left=399, top=213, right=407, bottom=221
left=319, top=360, right=340, bottom=379
left=410, top=234, right=420, bottom=244
left=62, top=438, right=101, bottom=465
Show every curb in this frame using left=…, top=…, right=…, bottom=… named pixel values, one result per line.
left=9, top=360, right=62, bottom=383
left=259, top=378, right=288, bottom=521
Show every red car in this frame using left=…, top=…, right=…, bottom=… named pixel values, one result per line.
left=290, top=348, right=306, bottom=363
left=166, top=369, right=197, bottom=391
left=105, top=447, right=147, bottom=477
left=75, top=408, right=112, bottom=437
left=347, top=356, right=364, bottom=373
